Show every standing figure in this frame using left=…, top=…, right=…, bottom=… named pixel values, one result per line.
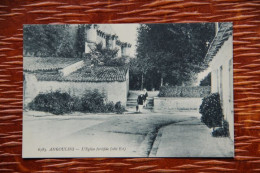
left=143, top=89, right=148, bottom=108
left=137, top=94, right=144, bottom=113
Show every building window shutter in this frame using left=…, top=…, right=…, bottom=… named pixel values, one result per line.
left=220, top=66, right=223, bottom=106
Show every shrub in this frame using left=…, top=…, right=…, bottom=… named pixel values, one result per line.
left=80, top=91, right=125, bottom=114
left=212, top=120, right=230, bottom=137
left=115, top=101, right=125, bottom=114
left=81, top=89, right=106, bottom=113
left=29, top=89, right=126, bottom=114
left=71, top=96, right=83, bottom=112
left=199, top=93, right=223, bottom=129
left=28, top=91, right=74, bottom=115
left=104, top=101, right=115, bottom=112
left=105, top=56, right=127, bottom=66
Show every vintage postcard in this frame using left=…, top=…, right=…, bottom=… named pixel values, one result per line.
left=23, top=23, right=234, bottom=158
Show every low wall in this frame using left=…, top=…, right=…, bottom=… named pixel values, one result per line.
left=38, top=81, right=127, bottom=106
left=23, top=73, right=39, bottom=107
left=154, top=97, right=202, bottom=112
left=159, top=86, right=210, bottom=98
left=24, top=73, right=127, bottom=107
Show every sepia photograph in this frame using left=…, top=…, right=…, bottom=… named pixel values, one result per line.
left=23, top=23, right=234, bottom=158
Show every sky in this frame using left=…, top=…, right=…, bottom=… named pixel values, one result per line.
left=110, top=24, right=139, bottom=57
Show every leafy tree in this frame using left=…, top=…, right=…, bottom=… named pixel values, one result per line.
left=74, top=24, right=87, bottom=58
left=129, top=58, right=142, bottom=90
left=23, top=25, right=76, bottom=58
left=133, top=23, right=215, bottom=90
left=24, top=25, right=51, bottom=57
left=56, top=25, right=77, bottom=58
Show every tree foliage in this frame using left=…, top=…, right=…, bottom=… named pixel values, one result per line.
left=132, top=23, right=215, bottom=90
left=23, top=24, right=80, bottom=58
left=87, top=43, right=128, bottom=67
left=200, top=73, right=211, bottom=86
left=74, top=24, right=86, bottom=58
left=23, top=24, right=130, bottom=67
left=88, top=43, right=119, bottom=64
left=200, top=93, right=223, bottom=129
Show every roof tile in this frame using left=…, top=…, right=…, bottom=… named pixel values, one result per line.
left=34, top=65, right=128, bottom=82
left=23, top=57, right=83, bottom=71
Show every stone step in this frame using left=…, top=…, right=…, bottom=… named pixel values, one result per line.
left=127, top=97, right=154, bottom=100
left=127, top=100, right=154, bottom=104
left=127, top=104, right=153, bottom=107
left=127, top=100, right=153, bottom=103
left=126, top=105, right=153, bottom=109
left=127, top=100, right=154, bottom=103
left=127, top=97, right=154, bottom=108
left=127, top=98, right=154, bottom=102
left=126, top=103, right=153, bottom=106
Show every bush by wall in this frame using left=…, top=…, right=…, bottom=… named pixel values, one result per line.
left=212, top=120, right=230, bottom=137
left=158, top=86, right=210, bottom=98
left=81, top=89, right=107, bottom=113
left=105, top=101, right=116, bottom=112
left=71, top=97, right=84, bottom=112
left=28, top=89, right=125, bottom=115
left=28, top=91, right=74, bottom=115
left=115, top=101, right=125, bottom=114
left=199, top=93, right=223, bottom=129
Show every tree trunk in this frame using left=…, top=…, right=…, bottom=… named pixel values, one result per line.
left=141, top=73, right=144, bottom=90
left=160, top=76, right=163, bottom=87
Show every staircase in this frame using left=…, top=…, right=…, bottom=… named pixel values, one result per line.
left=126, top=96, right=154, bottom=110
left=126, top=90, right=159, bottom=111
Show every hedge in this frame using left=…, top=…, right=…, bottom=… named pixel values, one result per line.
left=158, top=86, right=210, bottom=98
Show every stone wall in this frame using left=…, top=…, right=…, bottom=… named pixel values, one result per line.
left=159, top=86, right=210, bottom=98
left=154, top=97, right=202, bottom=112
left=24, top=73, right=128, bottom=107
left=40, top=81, right=127, bottom=106
left=23, top=73, right=39, bottom=107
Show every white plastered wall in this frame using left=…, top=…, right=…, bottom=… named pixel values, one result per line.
left=210, top=36, right=234, bottom=141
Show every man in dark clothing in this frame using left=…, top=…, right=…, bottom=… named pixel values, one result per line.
left=137, top=94, right=144, bottom=112
left=143, top=89, right=148, bottom=107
